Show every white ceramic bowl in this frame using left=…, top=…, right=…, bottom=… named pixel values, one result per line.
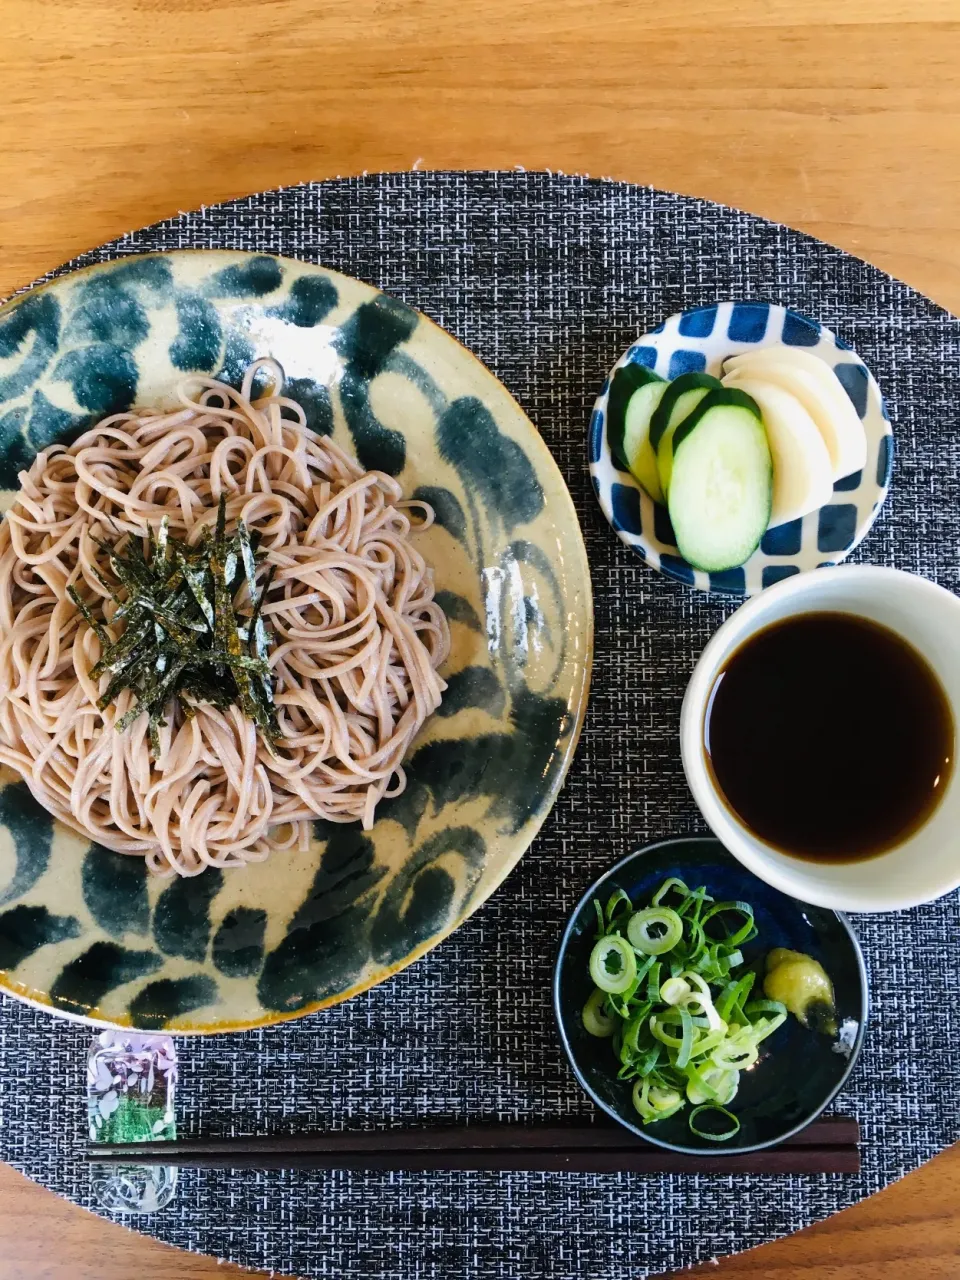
left=681, top=566, right=960, bottom=912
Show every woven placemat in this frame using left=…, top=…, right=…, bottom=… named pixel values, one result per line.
left=2, top=171, right=959, bottom=1280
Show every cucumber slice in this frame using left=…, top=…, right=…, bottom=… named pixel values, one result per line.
left=667, top=387, right=772, bottom=573
left=656, top=388, right=711, bottom=497
left=623, top=381, right=668, bottom=501
left=606, top=364, right=664, bottom=470
left=649, top=372, right=722, bottom=498
left=649, top=373, right=723, bottom=451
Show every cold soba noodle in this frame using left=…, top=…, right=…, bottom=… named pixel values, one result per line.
left=0, top=361, right=449, bottom=877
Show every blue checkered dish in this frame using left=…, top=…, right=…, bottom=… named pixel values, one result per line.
left=588, top=301, right=894, bottom=595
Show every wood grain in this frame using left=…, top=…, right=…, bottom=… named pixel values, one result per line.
left=2, top=0, right=960, bottom=311
left=1, top=0, right=959, bottom=1276
left=2, top=1144, right=960, bottom=1279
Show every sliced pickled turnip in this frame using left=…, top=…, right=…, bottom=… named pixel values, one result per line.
left=723, top=347, right=867, bottom=482
left=721, top=377, right=834, bottom=526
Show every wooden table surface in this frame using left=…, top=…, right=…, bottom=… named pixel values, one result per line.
left=2, top=1, right=959, bottom=1276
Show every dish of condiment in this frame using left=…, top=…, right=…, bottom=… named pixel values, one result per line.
left=588, top=301, right=893, bottom=595
left=763, top=948, right=837, bottom=1035
left=581, top=876, right=838, bottom=1143
left=681, top=565, right=960, bottom=912
left=553, top=837, right=868, bottom=1155
left=605, top=343, right=870, bottom=574
left=704, top=612, right=954, bottom=863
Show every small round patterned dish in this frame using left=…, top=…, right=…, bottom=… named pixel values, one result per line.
left=588, top=301, right=894, bottom=596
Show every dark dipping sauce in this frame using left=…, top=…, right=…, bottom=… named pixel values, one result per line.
left=704, top=612, right=954, bottom=862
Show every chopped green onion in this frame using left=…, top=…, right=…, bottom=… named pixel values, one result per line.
left=584, top=877, right=807, bottom=1143
left=685, top=1025, right=728, bottom=1062
left=631, top=1079, right=652, bottom=1120
left=646, top=960, right=662, bottom=1003
left=701, top=900, right=756, bottom=948
left=680, top=885, right=713, bottom=920
left=743, top=1010, right=788, bottom=1043
left=652, top=877, right=691, bottom=907
left=744, top=999, right=787, bottom=1018
left=688, top=1104, right=741, bottom=1141
left=686, top=1066, right=739, bottom=1107
left=627, top=906, right=684, bottom=955
left=679, top=970, right=726, bottom=1032
left=716, top=972, right=756, bottom=1024
left=582, top=987, right=616, bottom=1038
left=616, top=975, right=643, bottom=1009
left=632, top=1079, right=684, bottom=1123
left=650, top=1086, right=683, bottom=1113
left=604, top=889, right=633, bottom=928
left=659, top=976, right=691, bottom=1006
left=648, top=1012, right=680, bottom=1045
left=710, top=1036, right=759, bottom=1071
left=635, top=1041, right=663, bottom=1077
left=675, top=1005, right=695, bottom=1070
left=620, top=1009, right=649, bottom=1062
left=589, top=936, right=638, bottom=994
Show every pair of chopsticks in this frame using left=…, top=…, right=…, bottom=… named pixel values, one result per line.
left=85, top=1115, right=859, bottom=1174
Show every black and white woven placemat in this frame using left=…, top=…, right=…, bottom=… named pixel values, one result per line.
left=2, top=172, right=960, bottom=1279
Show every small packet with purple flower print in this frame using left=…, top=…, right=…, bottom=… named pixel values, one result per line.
left=86, top=1031, right=179, bottom=1213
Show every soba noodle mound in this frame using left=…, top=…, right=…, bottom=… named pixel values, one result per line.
left=0, top=361, right=449, bottom=876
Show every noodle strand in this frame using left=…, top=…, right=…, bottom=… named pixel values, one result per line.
left=0, top=360, right=449, bottom=876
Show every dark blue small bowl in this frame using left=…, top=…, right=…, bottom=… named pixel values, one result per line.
left=554, top=837, right=869, bottom=1154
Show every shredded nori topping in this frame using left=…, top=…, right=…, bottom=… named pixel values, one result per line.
left=68, top=496, right=279, bottom=753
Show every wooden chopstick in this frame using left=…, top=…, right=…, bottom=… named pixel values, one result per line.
left=85, top=1116, right=859, bottom=1174
left=84, top=1148, right=859, bottom=1173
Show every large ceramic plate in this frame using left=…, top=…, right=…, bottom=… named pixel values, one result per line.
left=0, top=251, right=592, bottom=1032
